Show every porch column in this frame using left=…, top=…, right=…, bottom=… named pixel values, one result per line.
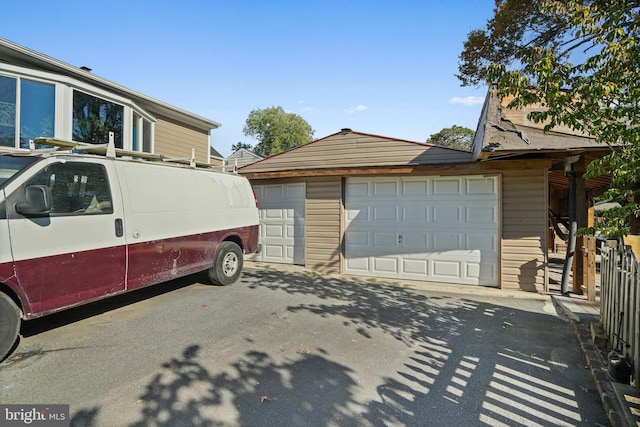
left=573, top=158, right=596, bottom=296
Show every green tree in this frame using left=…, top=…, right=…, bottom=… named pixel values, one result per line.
left=231, top=142, right=254, bottom=153
left=458, top=0, right=640, bottom=237
left=426, top=125, right=474, bottom=151
left=243, top=106, right=314, bottom=157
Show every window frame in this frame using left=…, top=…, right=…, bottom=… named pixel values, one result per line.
left=26, top=161, right=114, bottom=217
left=0, top=64, right=156, bottom=153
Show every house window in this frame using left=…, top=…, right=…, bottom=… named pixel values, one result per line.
left=132, top=112, right=140, bottom=151
left=20, top=80, right=55, bottom=148
left=143, top=118, right=152, bottom=152
left=0, top=75, right=55, bottom=148
left=132, top=112, right=152, bottom=153
left=72, top=90, right=124, bottom=148
left=0, top=75, right=16, bottom=147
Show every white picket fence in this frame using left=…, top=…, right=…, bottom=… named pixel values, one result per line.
left=600, top=244, right=640, bottom=388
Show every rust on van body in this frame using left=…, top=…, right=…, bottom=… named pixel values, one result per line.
left=6, top=224, right=258, bottom=319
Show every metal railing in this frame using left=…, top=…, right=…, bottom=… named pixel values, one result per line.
left=600, top=244, right=640, bottom=388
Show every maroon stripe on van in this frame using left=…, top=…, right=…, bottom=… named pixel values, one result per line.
left=11, top=224, right=259, bottom=319
left=15, top=245, right=127, bottom=318
left=126, top=225, right=259, bottom=290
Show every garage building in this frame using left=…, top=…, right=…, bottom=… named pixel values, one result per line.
left=241, top=88, right=611, bottom=292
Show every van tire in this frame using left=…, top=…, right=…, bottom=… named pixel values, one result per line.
left=0, top=293, right=20, bottom=361
left=209, top=242, right=243, bottom=286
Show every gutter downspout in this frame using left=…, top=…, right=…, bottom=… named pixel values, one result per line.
left=561, top=156, right=581, bottom=295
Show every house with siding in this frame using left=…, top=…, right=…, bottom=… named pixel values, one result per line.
left=0, top=38, right=220, bottom=162
left=240, top=87, right=611, bottom=292
left=224, top=148, right=263, bottom=171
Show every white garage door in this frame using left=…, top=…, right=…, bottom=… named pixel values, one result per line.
left=344, top=175, right=499, bottom=286
left=248, top=183, right=305, bottom=265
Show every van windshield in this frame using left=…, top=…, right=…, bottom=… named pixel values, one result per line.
left=0, top=155, right=40, bottom=187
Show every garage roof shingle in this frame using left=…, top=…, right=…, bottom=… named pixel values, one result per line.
left=239, top=129, right=474, bottom=174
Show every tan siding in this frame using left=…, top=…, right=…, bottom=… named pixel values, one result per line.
left=240, top=132, right=473, bottom=173
left=154, top=116, right=210, bottom=164
left=501, top=169, right=548, bottom=291
left=305, top=177, right=342, bottom=274
left=501, top=95, right=588, bottom=136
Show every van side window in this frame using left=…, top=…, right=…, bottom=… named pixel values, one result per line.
left=27, top=162, right=113, bottom=215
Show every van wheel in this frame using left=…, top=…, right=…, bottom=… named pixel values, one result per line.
left=0, top=293, right=20, bottom=361
left=208, top=242, right=243, bottom=286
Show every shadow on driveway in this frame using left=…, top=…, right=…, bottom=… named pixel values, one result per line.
left=69, top=265, right=607, bottom=426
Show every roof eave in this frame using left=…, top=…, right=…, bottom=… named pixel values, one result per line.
left=0, top=38, right=221, bottom=131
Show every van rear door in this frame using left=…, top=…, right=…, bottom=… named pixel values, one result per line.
left=6, top=158, right=127, bottom=317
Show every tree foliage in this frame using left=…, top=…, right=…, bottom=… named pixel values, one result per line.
left=243, top=106, right=314, bottom=157
left=426, top=125, right=474, bottom=151
left=231, top=142, right=254, bottom=153
left=459, top=0, right=640, bottom=237
left=72, top=92, right=123, bottom=148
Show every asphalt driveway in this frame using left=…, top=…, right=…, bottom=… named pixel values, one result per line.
left=0, top=263, right=608, bottom=426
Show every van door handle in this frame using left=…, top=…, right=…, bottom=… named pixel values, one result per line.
left=115, top=218, right=123, bottom=237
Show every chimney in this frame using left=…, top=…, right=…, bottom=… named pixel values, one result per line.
left=339, top=128, right=352, bottom=134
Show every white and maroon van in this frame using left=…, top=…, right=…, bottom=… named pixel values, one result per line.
left=0, top=142, right=260, bottom=360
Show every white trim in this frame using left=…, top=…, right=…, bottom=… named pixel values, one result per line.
left=0, top=64, right=156, bottom=151
left=0, top=38, right=220, bottom=130
left=147, top=119, right=155, bottom=154
left=55, top=82, right=71, bottom=139
left=13, top=76, right=20, bottom=146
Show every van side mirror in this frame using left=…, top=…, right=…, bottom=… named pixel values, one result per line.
left=16, top=185, right=53, bottom=215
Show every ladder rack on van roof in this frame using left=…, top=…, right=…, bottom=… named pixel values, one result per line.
left=32, top=134, right=221, bottom=171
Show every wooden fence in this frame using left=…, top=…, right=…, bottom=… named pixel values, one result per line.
left=600, top=244, right=640, bottom=388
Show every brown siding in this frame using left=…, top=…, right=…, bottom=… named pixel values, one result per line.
left=240, top=132, right=474, bottom=173
left=501, top=169, right=548, bottom=291
left=501, top=95, right=585, bottom=135
left=305, top=177, right=342, bottom=274
left=154, top=116, right=210, bottom=164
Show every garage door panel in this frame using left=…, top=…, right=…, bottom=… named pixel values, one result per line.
left=403, top=234, right=429, bottom=251
left=263, top=208, right=285, bottom=219
left=432, top=233, right=463, bottom=250
left=374, top=232, right=397, bottom=247
left=374, top=181, right=398, bottom=196
left=249, top=183, right=305, bottom=265
left=288, top=224, right=304, bottom=239
left=402, top=206, right=429, bottom=222
left=402, top=180, right=428, bottom=195
left=264, top=245, right=284, bottom=259
left=345, top=256, right=369, bottom=271
left=345, top=230, right=369, bottom=246
left=433, top=260, right=461, bottom=278
left=479, top=262, right=497, bottom=282
left=466, top=206, right=497, bottom=223
left=286, top=185, right=305, bottom=198
left=373, top=206, right=398, bottom=221
left=346, top=205, right=369, bottom=221
left=345, top=182, right=369, bottom=197
left=265, top=224, right=284, bottom=238
left=467, top=177, right=497, bottom=194
left=467, top=263, right=480, bottom=279
left=433, top=205, right=463, bottom=224
left=403, top=258, right=428, bottom=275
left=265, top=186, right=284, bottom=200
left=433, top=178, right=462, bottom=195
left=466, top=234, right=498, bottom=252
left=373, top=257, right=398, bottom=273
left=345, top=175, right=498, bottom=286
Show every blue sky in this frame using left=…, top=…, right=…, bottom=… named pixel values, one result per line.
left=2, top=1, right=495, bottom=157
